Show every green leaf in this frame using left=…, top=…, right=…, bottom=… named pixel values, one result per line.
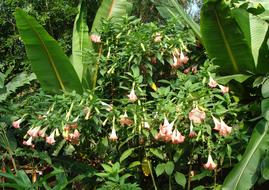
left=165, top=161, right=174, bottom=175
left=232, top=8, right=269, bottom=73
left=200, top=0, right=255, bottom=74
left=261, top=98, right=269, bottom=120
left=0, top=72, right=36, bottom=102
left=101, top=163, right=112, bottom=173
left=150, top=148, right=164, bottom=160
left=175, top=172, right=186, bottom=188
left=90, top=0, right=132, bottom=34
left=72, top=0, right=91, bottom=89
left=120, top=148, right=134, bottom=163
left=216, top=74, right=251, bottom=84
left=15, top=8, right=83, bottom=94
left=128, top=161, right=141, bottom=169
left=222, top=120, right=269, bottom=190
left=261, top=154, right=269, bottom=180
left=155, top=163, right=165, bottom=177
left=155, top=0, right=202, bottom=43
left=262, top=79, right=269, bottom=98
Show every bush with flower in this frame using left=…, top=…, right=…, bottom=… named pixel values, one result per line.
left=1, top=16, right=250, bottom=189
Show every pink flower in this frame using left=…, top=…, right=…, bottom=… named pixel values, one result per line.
left=27, top=126, right=41, bottom=138
left=212, top=117, right=232, bottom=136
left=212, top=116, right=221, bottom=131
left=204, top=154, right=217, bottom=170
left=46, top=130, right=56, bottom=145
left=219, top=119, right=232, bottom=136
left=189, top=121, right=197, bottom=138
left=179, top=51, right=189, bottom=65
left=12, top=119, right=22, bottom=129
left=119, top=112, right=133, bottom=126
left=23, top=136, right=34, bottom=148
left=155, top=117, right=174, bottom=142
left=38, top=127, right=47, bottom=138
left=171, top=129, right=185, bottom=144
left=208, top=76, right=218, bottom=88
left=191, top=65, right=198, bottom=74
left=218, top=84, right=229, bottom=94
left=127, top=88, right=138, bottom=102
left=109, top=127, right=118, bottom=141
left=171, top=55, right=180, bottom=69
left=154, top=32, right=162, bottom=42
left=189, top=107, right=206, bottom=124
left=90, top=34, right=101, bottom=43
left=73, top=129, right=80, bottom=139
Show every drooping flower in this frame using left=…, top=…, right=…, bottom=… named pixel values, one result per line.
left=179, top=51, right=189, bottom=65
left=191, top=65, right=198, bottom=74
left=189, top=107, right=206, bottom=124
left=212, top=116, right=222, bottom=131
left=171, top=129, right=185, bottom=144
left=154, top=32, right=162, bottom=42
left=218, top=84, right=229, bottom=94
left=38, top=127, right=48, bottom=138
left=144, top=121, right=150, bottom=129
left=208, top=76, right=218, bottom=88
left=188, top=121, right=197, bottom=138
left=100, top=102, right=113, bottom=112
left=203, top=154, right=217, bottom=170
left=109, top=127, right=118, bottom=141
left=23, top=136, right=34, bottom=148
left=46, top=130, right=56, bottom=145
left=155, top=117, right=174, bottom=142
left=127, top=88, right=138, bottom=102
left=171, top=55, right=180, bottom=69
left=12, top=119, right=22, bottom=129
left=212, top=117, right=232, bottom=136
left=119, top=112, right=133, bottom=126
left=219, top=119, right=232, bottom=136
left=84, top=107, right=91, bottom=120
left=27, top=126, right=41, bottom=138
left=90, top=34, right=101, bottom=43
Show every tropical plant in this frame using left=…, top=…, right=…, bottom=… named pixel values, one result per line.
left=15, top=0, right=133, bottom=94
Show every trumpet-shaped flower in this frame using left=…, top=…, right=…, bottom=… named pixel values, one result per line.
left=171, top=129, right=185, bottom=144
left=90, top=34, right=101, bottom=43
left=27, top=126, right=41, bottom=137
left=189, top=107, right=206, bottom=124
left=46, top=130, right=56, bottom=145
left=12, top=119, right=22, bottom=129
left=218, top=84, right=229, bottom=94
left=38, top=127, right=48, bottom=138
left=204, top=154, right=217, bottom=170
left=119, top=112, right=133, bottom=126
left=219, top=119, right=232, bottom=136
left=212, top=116, right=222, bottom=131
left=127, top=88, right=138, bottom=102
left=155, top=118, right=174, bottom=142
left=144, top=121, right=150, bottom=129
left=109, top=127, right=118, bottom=141
left=23, top=136, right=34, bottom=148
left=212, top=116, right=232, bottom=136
left=154, top=32, right=162, bottom=42
left=188, top=121, right=197, bottom=138
left=208, top=76, right=218, bottom=88
left=179, top=51, right=189, bottom=65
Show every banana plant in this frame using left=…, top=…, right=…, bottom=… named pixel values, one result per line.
left=15, top=0, right=132, bottom=93
left=201, top=0, right=269, bottom=75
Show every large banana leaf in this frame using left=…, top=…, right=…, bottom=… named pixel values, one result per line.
left=15, top=9, right=83, bottom=94
left=232, top=8, right=269, bottom=74
left=222, top=120, right=269, bottom=190
left=88, top=0, right=132, bottom=89
left=90, top=0, right=133, bottom=34
left=72, top=0, right=91, bottom=89
left=200, top=0, right=255, bottom=74
left=154, top=0, right=202, bottom=43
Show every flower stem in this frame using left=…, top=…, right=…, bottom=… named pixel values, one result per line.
left=169, top=175, right=172, bottom=190
left=147, top=160, right=158, bottom=190
left=187, top=163, right=192, bottom=190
